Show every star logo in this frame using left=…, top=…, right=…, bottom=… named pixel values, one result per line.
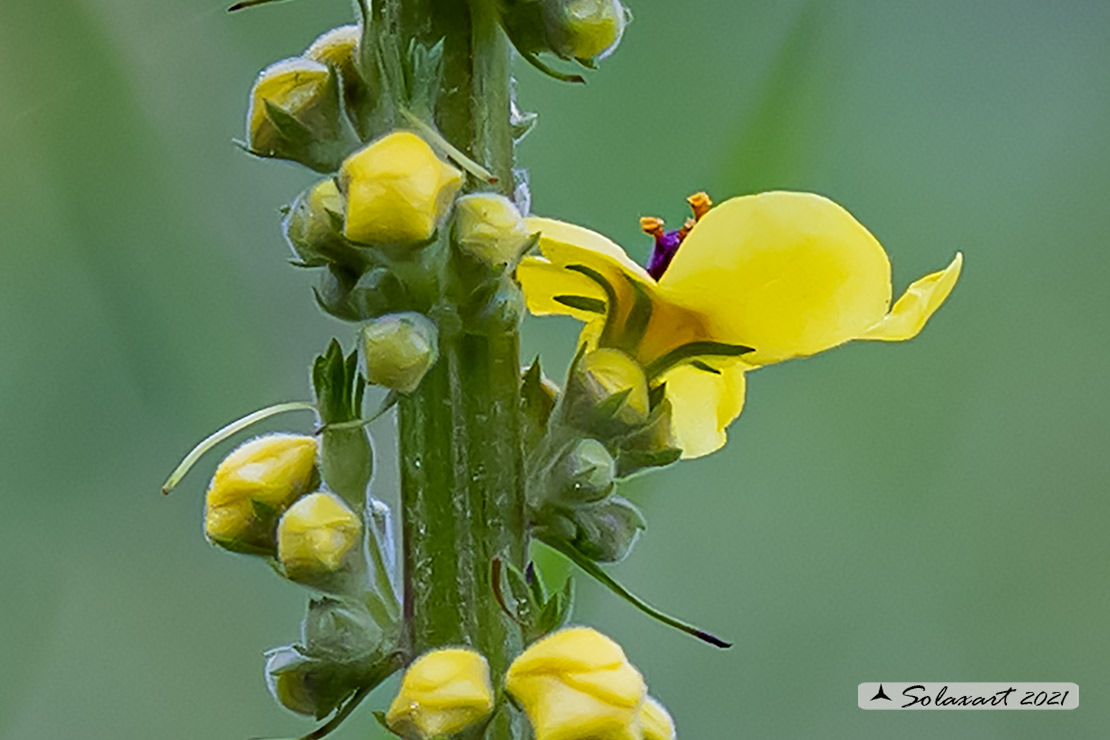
left=871, top=684, right=892, bottom=701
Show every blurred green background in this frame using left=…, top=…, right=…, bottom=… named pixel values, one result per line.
left=2, top=0, right=1108, bottom=737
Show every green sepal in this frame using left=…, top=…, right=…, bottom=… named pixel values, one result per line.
left=521, top=357, right=557, bottom=451
left=263, top=99, right=315, bottom=146
left=568, top=495, right=645, bottom=563
left=535, top=576, right=574, bottom=635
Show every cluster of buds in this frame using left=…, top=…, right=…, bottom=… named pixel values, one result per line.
left=524, top=344, right=681, bottom=565
left=245, top=25, right=375, bottom=172
left=382, top=628, right=675, bottom=740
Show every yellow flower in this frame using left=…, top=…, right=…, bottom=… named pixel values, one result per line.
left=304, top=25, right=360, bottom=74
left=454, top=193, right=532, bottom=266
left=204, top=434, right=319, bottom=555
left=516, top=191, right=962, bottom=458
left=339, top=131, right=462, bottom=245
left=506, top=627, right=646, bottom=740
left=277, top=491, right=362, bottom=584
left=637, top=697, right=675, bottom=740
left=386, top=648, right=495, bottom=740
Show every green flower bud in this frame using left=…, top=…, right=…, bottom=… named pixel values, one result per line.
left=265, top=645, right=363, bottom=719
left=302, top=598, right=385, bottom=661
left=569, top=495, right=646, bottom=563
left=361, top=312, right=439, bottom=393
left=556, top=437, right=615, bottom=504
left=453, top=193, right=531, bottom=266
left=246, top=58, right=354, bottom=173
left=565, top=348, right=651, bottom=434
left=542, top=0, right=628, bottom=63
left=283, top=179, right=363, bottom=270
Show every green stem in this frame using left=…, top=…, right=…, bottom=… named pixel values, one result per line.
left=380, top=2, right=525, bottom=739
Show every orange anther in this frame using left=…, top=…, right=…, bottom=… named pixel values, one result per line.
left=687, top=191, right=713, bottom=220
left=640, top=216, right=666, bottom=237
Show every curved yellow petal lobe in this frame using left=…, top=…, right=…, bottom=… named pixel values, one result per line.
left=859, top=252, right=963, bottom=341
left=659, top=192, right=892, bottom=366
left=386, top=648, right=494, bottom=740
left=659, top=360, right=746, bottom=459
left=638, top=696, right=676, bottom=740
left=277, top=491, right=362, bottom=581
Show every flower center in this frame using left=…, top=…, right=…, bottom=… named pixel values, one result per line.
left=641, top=191, right=712, bottom=279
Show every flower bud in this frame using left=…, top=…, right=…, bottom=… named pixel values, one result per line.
left=361, top=312, right=439, bottom=393
left=339, top=131, right=462, bottom=245
left=277, top=491, right=362, bottom=587
left=204, top=434, right=319, bottom=556
left=304, top=25, right=378, bottom=140
left=302, top=598, right=385, bottom=661
left=566, top=348, right=651, bottom=433
left=454, top=193, right=532, bottom=266
left=557, top=437, right=615, bottom=505
left=506, top=627, right=646, bottom=740
left=265, top=645, right=361, bottom=718
left=542, top=0, right=628, bottom=63
left=638, top=696, right=675, bottom=740
left=569, top=495, right=646, bottom=563
left=247, top=58, right=350, bottom=173
left=283, top=179, right=362, bottom=270
left=386, top=648, right=495, bottom=740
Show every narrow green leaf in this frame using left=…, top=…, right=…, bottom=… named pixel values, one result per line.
left=540, top=537, right=732, bottom=648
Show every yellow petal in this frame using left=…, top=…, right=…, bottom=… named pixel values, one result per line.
left=524, top=217, right=653, bottom=284
left=562, top=662, right=646, bottom=709
left=508, top=675, right=643, bottom=740
left=507, top=627, right=628, bottom=677
left=516, top=256, right=611, bottom=321
left=659, top=192, right=892, bottom=366
left=277, top=491, right=361, bottom=576
left=858, top=252, right=963, bottom=341
left=638, top=696, right=676, bottom=740
left=660, top=360, right=747, bottom=459
left=386, top=649, right=494, bottom=740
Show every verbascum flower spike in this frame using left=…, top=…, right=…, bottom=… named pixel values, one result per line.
left=247, top=58, right=347, bottom=172
left=542, top=0, right=628, bottom=63
left=339, top=131, right=462, bottom=246
left=517, top=190, right=963, bottom=458
left=386, top=648, right=495, bottom=740
left=205, top=434, right=319, bottom=556
left=361, top=312, right=439, bottom=393
left=277, top=491, right=362, bottom=587
left=638, top=697, right=675, bottom=740
left=506, top=627, right=646, bottom=740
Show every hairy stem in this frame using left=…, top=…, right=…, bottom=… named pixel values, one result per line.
left=379, top=1, right=525, bottom=739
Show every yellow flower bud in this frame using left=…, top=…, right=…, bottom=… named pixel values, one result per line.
left=454, top=193, right=532, bottom=265
left=361, top=312, right=439, bottom=393
left=247, top=58, right=346, bottom=172
left=277, top=491, right=362, bottom=585
left=339, top=131, right=462, bottom=245
left=638, top=697, right=675, bottom=740
left=567, top=348, right=651, bottom=431
left=304, top=25, right=360, bottom=75
left=506, top=627, right=646, bottom=740
left=543, top=0, right=627, bottom=62
left=386, top=648, right=495, bottom=740
left=205, top=434, right=319, bottom=555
